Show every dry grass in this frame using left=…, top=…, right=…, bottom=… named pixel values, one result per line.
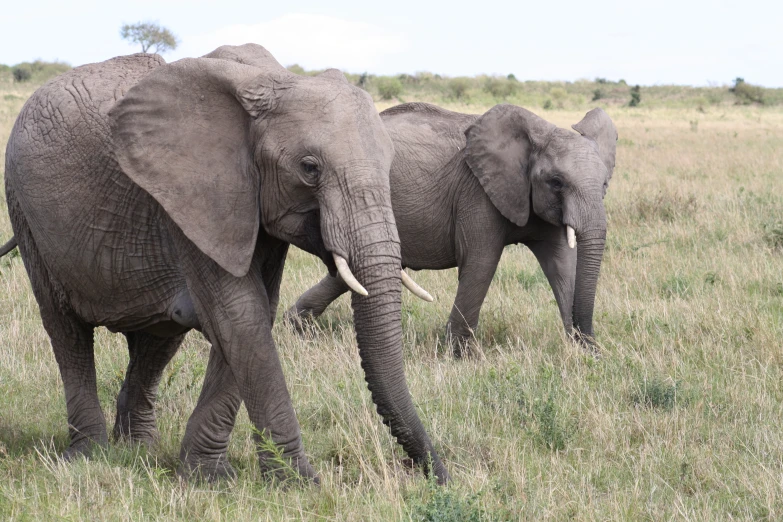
left=1, top=80, right=782, bottom=520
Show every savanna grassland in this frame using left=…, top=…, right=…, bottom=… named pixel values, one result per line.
left=0, top=65, right=782, bottom=520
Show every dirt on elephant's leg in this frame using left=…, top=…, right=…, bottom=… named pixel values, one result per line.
left=114, top=331, right=186, bottom=444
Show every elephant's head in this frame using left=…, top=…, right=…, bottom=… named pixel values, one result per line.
left=464, top=104, right=617, bottom=344
left=110, top=44, right=447, bottom=482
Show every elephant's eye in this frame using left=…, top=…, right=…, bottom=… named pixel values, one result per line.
left=300, top=158, right=321, bottom=183
left=547, top=177, right=564, bottom=191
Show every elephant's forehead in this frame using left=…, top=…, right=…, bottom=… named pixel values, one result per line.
left=543, top=131, right=603, bottom=169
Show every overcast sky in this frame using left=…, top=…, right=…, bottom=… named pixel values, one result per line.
left=3, top=0, right=782, bottom=86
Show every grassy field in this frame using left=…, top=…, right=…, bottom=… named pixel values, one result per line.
left=0, top=71, right=782, bottom=520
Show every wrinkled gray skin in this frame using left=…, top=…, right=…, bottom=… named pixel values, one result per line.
left=288, top=103, right=617, bottom=355
left=2, top=45, right=447, bottom=483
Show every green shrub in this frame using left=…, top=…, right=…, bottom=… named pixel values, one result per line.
left=730, top=77, right=765, bottom=105
left=409, top=473, right=494, bottom=522
left=762, top=220, right=783, bottom=250
left=542, top=99, right=553, bottom=110
left=592, top=88, right=605, bottom=101
left=549, top=87, right=567, bottom=108
left=10, top=60, right=70, bottom=83
left=507, top=73, right=517, bottom=81
left=629, top=85, right=641, bottom=107
left=375, top=77, right=403, bottom=100
left=448, top=77, right=472, bottom=100
left=532, top=391, right=574, bottom=451
left=631, top=377, right=679, bottom=410
left=286, top=64, right=306, bottom=75
left=484, top=76, right=518, bottom=99
left=12, top=64, right=32, bottom=82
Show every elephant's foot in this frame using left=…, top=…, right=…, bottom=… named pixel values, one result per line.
left=61, top=431, right=109, bottom=461
left=445, top=325, right=478, bottom=358
left=112, top=412, right=159, bottom=445
left=178, top=453, right=237, bottom=483
left=570, top=329, right=601, bottom=357
left=258, top=449, right=320, bottom=485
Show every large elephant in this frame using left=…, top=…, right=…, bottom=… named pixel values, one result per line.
left=1, top=45, right=448, bottom=483
left=287, top=102, right=617, bottom=355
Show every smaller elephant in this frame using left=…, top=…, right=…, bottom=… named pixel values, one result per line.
left=287, top=103, right=617, bottom=354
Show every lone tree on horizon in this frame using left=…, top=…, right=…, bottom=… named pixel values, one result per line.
left=120, top=22, right=178, bottom=54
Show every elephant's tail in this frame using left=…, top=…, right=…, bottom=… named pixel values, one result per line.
left=0, top=237, right=18, bottom=258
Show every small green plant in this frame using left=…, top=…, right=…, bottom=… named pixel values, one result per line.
left=660, top=275, right=692, bottom=299
left=376, top=76, right=403, bottom=100
left=592, top=88, right=605, bottom=101
left=409, top=469, right=492, bottom=522
left=762, top=221, right=783, bottom=250
left=631, top=377, right=679, bottom=410
left=532, top=391, right=574, bottom=451
left=542, top=99, right=553, bottom=110
left=253, top=427, right=305, bottom=486
left=629, top=85, right=641, bottom=107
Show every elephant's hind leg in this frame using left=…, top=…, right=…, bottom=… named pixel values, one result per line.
left=9, top=198, right=107, bottom=459
left=284, top=273, right=349, bottom=333
left=113, top=331, right=186, bottom=444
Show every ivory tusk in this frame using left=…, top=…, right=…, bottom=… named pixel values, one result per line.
left=401, top=270, right=435, bottom=302
left=566, top=226, right=576, bottom=249
left=333, top=254, right=369, bottom=296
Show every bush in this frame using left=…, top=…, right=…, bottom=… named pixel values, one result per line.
left=507, top=73, right=517, bottom=81
left=592, top=88, right=605, bottom=101
left=286, top=64, right=306, bottom=75
left=484, top=76, right=518, bottom=99
left=375, top=77, right=403, bottom=100
left=542, top=99, right=553, bottom=110
left=10, top=60, right=70, bottom=83
left=448, top=77, right=472, bottom=100
left=629, top=85, right=641, bottom=107
left=549, top=87, right=567, bottom=108
left=12, top=64, right=32, bottom=82
left=730, top=77, right=765, bottom=105
left=631, top=377, right=679, bottom=410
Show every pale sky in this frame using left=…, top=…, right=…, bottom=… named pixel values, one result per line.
left=3, top=0, right=782, bottom=86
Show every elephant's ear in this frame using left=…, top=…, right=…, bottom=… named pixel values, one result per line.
left=464, top=104, right=555, bottom=227
left=111, top=58, right=274, bottom=277
left=572, top=108, right=618, bottom=181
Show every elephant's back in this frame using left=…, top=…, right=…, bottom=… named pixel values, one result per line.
left=6, top=54, right=166, bottom=186
left=381, top=104, right=477, bottom=269
left=4, top=54, right=179, bottom=326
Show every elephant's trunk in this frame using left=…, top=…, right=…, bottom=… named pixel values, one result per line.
left=571, top=203, right=606, bottom=346
left=339, top=199, right=449, bottom=484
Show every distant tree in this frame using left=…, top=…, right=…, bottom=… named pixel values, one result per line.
left=629, top=85, right=641, bottom=107
left=120, top=22, right=178, bottom=54
left=729, top=77, right=765, bottom=105
left=507, top=73, right=517, bottom=81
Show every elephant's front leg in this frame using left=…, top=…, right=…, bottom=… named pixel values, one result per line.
left=174, top=236, right=315, bottom=482
left=284, top=274, right=349, bottom=332
left=448, top=219, right=505, bottom=357
left=113, top=331, right=186, bottom=444
left=525, top=233, right=577, bottom=336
